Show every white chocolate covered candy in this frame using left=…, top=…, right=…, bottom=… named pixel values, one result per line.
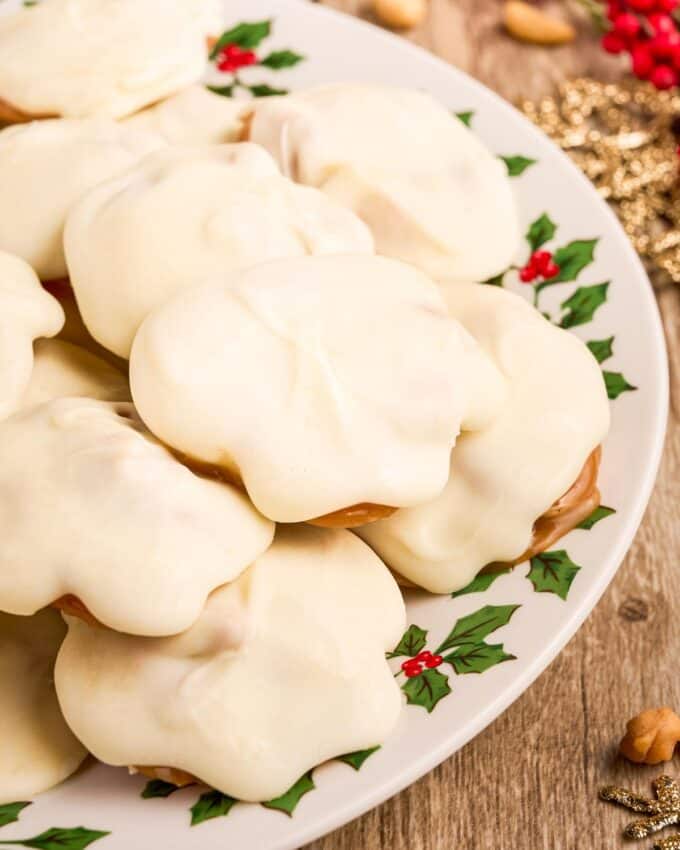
left=0, top=0, right=221, bottom=119
left=0, top=398, right=274, bottom=636
left=130, top=255, right=483, bottom=523
left=65, top=144, right=375, bottom=358
left=55, top=526, right=406, bottom=802
left=0, top=609, right=87, bottom=804
left=0, top=252, right=64, bottom=421
left=21, top=339, right=130, bottom=409
left=358, top=284, right=611, bottom=593
left=247, top=84, right=520, bottom=283
left=0, top=119, right=163, bottom=281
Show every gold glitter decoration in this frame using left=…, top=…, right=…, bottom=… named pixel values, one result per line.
left=600, top=774, right=680, bottom=848
left=521, top=78, right=680, bottom=282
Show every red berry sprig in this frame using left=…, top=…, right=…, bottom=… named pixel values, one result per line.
left=217, top=43, right=259, bottom=73
left=518, top=250, right=561, bottom=284
left=400, top=650, right=444, bottom=678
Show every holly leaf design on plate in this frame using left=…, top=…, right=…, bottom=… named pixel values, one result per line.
left=450, top=567, right=512, bottom=598
left=386, top=624, right=427, bottom=659
left=443, top=641, right=516, bottom=675
left=528, top=550, right=581, bottom=600
left=483, top=271, right=506, bottom=287
left=210, top=20, right=272, bottom=58
left=190, top=790, right=237, bottom=826
left=402, top=668, right=451, bottom=713
left=586, top=336, right=614, bottom=364
left=604, top=371, right=637, bottom=399
left=559, top=282, right=609, bottom=329
left=435, top=604, right=520, bottom=655
left=206, top=84, right=234, bottom=98
left=0, top=803, right=31, bottom=829
left=543, top=238, right=599, bottom=287
left=262, top=772, right=315, bottom=816
left=141, top=779, right=180, bottom=799
left=0, top=827, right=110, bottom=850
left=455, top=110, right=474, bottom=127
left=526, top=213, right=557, bottom=252
left=259, top=50, right=305, bottom=68
left=501, top=155, right=536, bottom=177
left=248, top=83, right=288, bottom=98
left=337, top=746, right=380, bottom=771
left=577, top=505, right=616, bottom=530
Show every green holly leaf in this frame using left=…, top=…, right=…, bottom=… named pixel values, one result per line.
left=455, top=111, right=474, bottom=127
left=262, top=772, right=315, bottom=816
left=501, top=155, right=536, bottom=177
left=543, top=238, right=598, bottom=286
left=401, top=668, right=451, bottom=713
left=435, top=604, right=520, bottom=655
left=0, top=802, right=30, bottom=828
left=482, top=271, right=505, bottom=287
left=559, top=282, right=609, bottom=329
left=190, top=790, right=237, bottom=826
left=210, top=20, right=271, bottom=58
left=386, top=624, right=427, bottom=659
left=259, top=50, right=304, bottom=69
left=141, top=779, right=180, bottom=799
left=603, top=371, right=637, bottom=399
left=443, top=641, right=516, bottom=675
left=451, top=568, right=512, bottom=598
left=248, top=84, right=288, bottom=98
left=577, top=505, right=616, bottom=530
left=587, top=336, right=614, bottom=364
left=526, top=213, right=557, bottom=252
left=206, top=84, right=234, bottom=98
left=528, top=550, right=581, bottom=600
left=337, top=746, right=380, bottom=771
left=2, top=828, right=110, bottom=850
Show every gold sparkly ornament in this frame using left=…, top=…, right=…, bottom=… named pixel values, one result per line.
left=600, top=775, right=680, bottom=848
left=521, top=78, right=680, bottom=282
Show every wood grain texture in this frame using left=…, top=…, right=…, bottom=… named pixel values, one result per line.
left=305, top=3, right=680, bottom=848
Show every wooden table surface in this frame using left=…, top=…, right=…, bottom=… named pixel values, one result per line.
left=305, top=3, right=680, bottom=848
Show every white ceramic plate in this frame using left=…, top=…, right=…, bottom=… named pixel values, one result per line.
left=0, top=1, right=668, bottom=849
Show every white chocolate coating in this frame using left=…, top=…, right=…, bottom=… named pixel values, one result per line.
left=130, top=255, right=478, bottom=523
left=358, top=284, right=611, bottom=592
left=0, top=252, right=64, bottom=421
left=0, top=119, right=163, bottom=280
left=55, top=526, right=406, bottom=802
left=21, top=339, right=130, bottom=409
left=0, top=398, right=274, bottom=636
left=65, top=144, right=375, bottom=358
left=0, top=0, right=221, bottom=119
left=0, top=609, right=87, bottom=804
left=124, top=85, right=247, bottom=145
left=247, top=84, right=520, bottom=283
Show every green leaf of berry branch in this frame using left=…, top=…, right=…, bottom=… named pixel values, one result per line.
left=528, top=550, right=581, bottom=600
left=451, top=568, right=512, bottom=598
left=190, top=790, right=237, bottom=826
left=337, top=747, right=380, bottom=771
left=559, top=282, right=609, bottom=329
left=587, top=336, right=615, bottom=364
left=141, top=779, right=181, bottom=799
left=526, top=213, right=557, bottom=252
left=0, top=804, right=30, bottom=829
left=402, top=668, right=451, bottom=713
left=206, top=84, right=234, bottom=98
left=443, top=641, right=516, bottom=675
left=539, top=239, right=598, bottom=288
left=387, top=624, right=427, bottom=659
left=604, top=371, right=637, bottom=399
left=210, top=20, right=271, bottom=58
left=249, top=84, right=288, bottom=98
left=577, top=505, right=616, bottom=530
left=262, top=772, right=315, bottom=816
left=435, top=604, right=520, bottom=655
left=0, top=827, right=110, bottom=850
left=259, top=50, right=304, bottom=69
left=501, top=155, right=536, bottom=177
left=455, top=111, right=474, bottom=127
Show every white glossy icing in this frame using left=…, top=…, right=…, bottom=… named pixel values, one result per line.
left=130, top=255, right=480, bottom=523
left=0, top=609, right=86, bottom=804
left=0, top=251, right=64, bottom=421
left=247, top=84, right=520, bottom=283
left=124, top=85, right=247, bottom=144
left=55, top=526, right=405, bottom=802
left=0, top=119, right=163, bottom=280
left=65, top=144, right=375, bottom=358
left=21, top=339, right=130, bottom=409
left=0, top=398, right=274, bottom=636
left=0, top=0, right=221, bottom=119
left=358, top=284, right=611, bottom=592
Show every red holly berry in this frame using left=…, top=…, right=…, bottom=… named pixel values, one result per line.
left=530, top=250, right=552, bottom=273
left=614, top=12, right=641, bottom=38
left=650, top=62, right=679, bottom=87
left=632, top=44, right=655, bottom=77
left=656, top=0, right=679, bottom=12
left=402, top=659, right=424, bottom=678
left=424, top=654, right=444, bottom=669
left=607, top=1, right=623, bottom=22
left=649, top=31, right=680, bottom=59
left=542, top=261, right=561, bottom=279
left=628, top=0, right=657, bottom=10
left=519, top=264, right=537, bottom=283
left=217, top=42, right=258, bottom=72
left=415, top=650, right=432, bottom=662
left=602, top=31, right=628, bottom=53
left=648, top=12, right=676, bottom=32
